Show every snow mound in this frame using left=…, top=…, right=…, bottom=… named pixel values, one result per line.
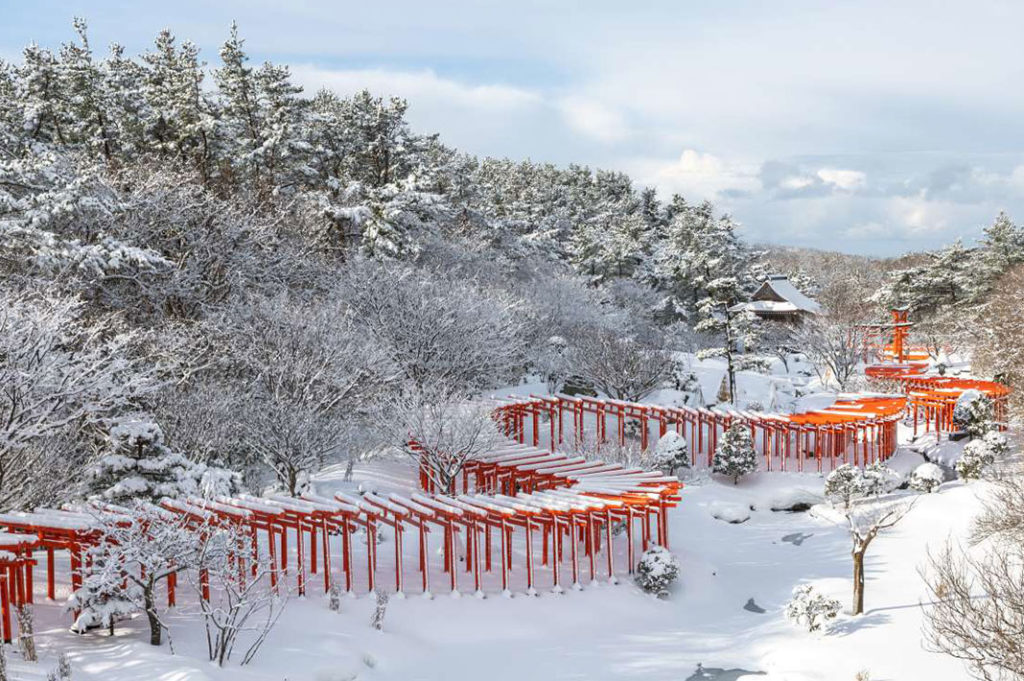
left=708, top=501, right=752, bottom=524
left=757, top=488, right=823, bottom=512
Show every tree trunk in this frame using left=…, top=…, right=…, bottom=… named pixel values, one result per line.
left=144, top=583, right=161, bottom=646
left=852, top=546, right=866, bottom=615
left=287, top=467, right=297, bottom=497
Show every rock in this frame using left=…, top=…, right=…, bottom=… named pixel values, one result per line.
left=765, top=489, right=823, bottom=512
left=708, top=502, right=751, bottom=524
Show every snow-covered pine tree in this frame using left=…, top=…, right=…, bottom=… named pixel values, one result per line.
left=712, top=422, right=757, bottom=484
left=17, top=43, right=65, bottom=146
left=58, top=18, right=117, bottom=159
left=695, top=274, right=762, bottom=402
left=86, top=416, right=198, bottom=505
left=953, top=392, right=995, bottom=438
left=956, top=439, right=997, bottom=481
left=66, top=541, right=136, bottom=636
left=653, top=430, right=689, bottom=475
left=910, top=463, right=944, bottom=493
left=214, top=22, right=262, bottom=185
left=141, top=30, right=213, bottom=180
left=634, top=545, right=680, bottom=597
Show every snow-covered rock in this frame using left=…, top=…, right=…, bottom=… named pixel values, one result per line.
left=708, top=501, right=752, bottom=524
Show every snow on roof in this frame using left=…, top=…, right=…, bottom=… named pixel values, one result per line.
left=729, top=300, right=799, bottom=313
left=731, top=275, right=820, bottom=314
left=762, top=275, right=820, bottom=313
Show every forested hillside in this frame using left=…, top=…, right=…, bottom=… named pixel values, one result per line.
left=2, top=20, right=1022, bottom=511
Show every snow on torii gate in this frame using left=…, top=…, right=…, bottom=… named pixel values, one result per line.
left=493, top=393, right=906, bottom=473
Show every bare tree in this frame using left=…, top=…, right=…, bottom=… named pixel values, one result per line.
left=797, top=315, right=866, bottom=391
left=825, top=463, right=915, bottom=614
left=386, top=388, right=503, bottom=494
left=0, top=289, right=159, bottom=508
left=191, top=522, right=287, bottom=667
left=922, top=471, right=1024, bottom=680
left=573, top=330, right=669, bottom=402
left=228, top=295, right=387, bottom=495
left=845, top=494, right=915, bottom=614
left=343, top=258, right=526, bottom=395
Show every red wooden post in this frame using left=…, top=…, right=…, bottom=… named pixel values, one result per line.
left=0, top=574, right=9, bottom=643
left=167, top=570, right=177, bottom=607
left=46, top=547, right=55, bottom=601
left=525, top=518, right=536, bottom=594
left=25, top=550, right=33, bottom=604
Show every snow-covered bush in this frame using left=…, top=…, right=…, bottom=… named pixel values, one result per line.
left=653, top=430, right=689, bottom=475
left=982, top=430, right=1010, bottom=458
left=824, top=464, right=862, bottom=509
left=371, top=588, right=390, bottom=631
left=956, top=439, right=997, bottom=481
left=953, top=391, right=995, bottom=438
left=86, top=416, right=199, bottom=504
left=712, top=423, right=757, bottom=485
left=634, top=545, right=680, bottom=597
left=785, top=584, right=841, bottom=633
left=910, top=463, right=944, bottom=493
left=68, top=504, right=197, bottom=644
left=825, top=462, right=899, bottom=509
left=861, top=461, right=902, bottom=496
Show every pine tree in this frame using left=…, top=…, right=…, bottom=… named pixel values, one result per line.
left=86, top=416, right=198, bottom=504
left=141, top=30, right=213, bottom=181
left=17, top=43, right=66, bottom=145
left=653, top=430, right=689, bottom=475
left=58, top=18, right=116, bottom=159
left=695, top=275, right=762, bottom=402
left=712, top=422, right=757, bottom=484
left=214, top=22, right=261, bottom=184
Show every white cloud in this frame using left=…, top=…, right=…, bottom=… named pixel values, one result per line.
left=817, top=168, right=867, bottom=191
left=780, top=176, right=815, bottom=190
left=291, top=65, right=542, bottom=112
left=630, top=149, right=761, bottom=201
left=556, top=96, right=630, bottom=143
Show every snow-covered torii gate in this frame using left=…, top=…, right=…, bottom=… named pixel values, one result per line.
left=493, top=393, right=906, bottom=473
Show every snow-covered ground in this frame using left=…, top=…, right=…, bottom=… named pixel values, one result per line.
left=16, top=444, right=987, bottom=681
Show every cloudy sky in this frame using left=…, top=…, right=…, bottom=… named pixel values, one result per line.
left=3, top=1, right=1024, bottom=255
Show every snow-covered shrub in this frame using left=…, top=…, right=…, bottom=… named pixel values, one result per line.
left=824, top=464, right=862, bottom=509
left=712, top=423, right=757, bottom=484
left=910, top=463, right=944, bottom=493
left=785, top=584, right=841, bottom=633
left=861, top=461, right=902, bottom=496
left=329, top=582, right=342, bottom=613
left=956, top=439, right=996, bottom=481
left=825, top=462, right=899, bottom=509
left=953, top=391, right=995, bottom=438
left=982, top=430, right=1010, bottom=458
left=195, top=464, right=243, bottom=499
left=371, top=588, right=390, bottom=631
left=634, top=545, right=680, bottom=597
left=653, top=431, right=689, bottom=475
left=17, top=605, right=36, bottom=661
left=56, top=652, right=72, bottom=681
left=86, top=416, right=199, bottom=504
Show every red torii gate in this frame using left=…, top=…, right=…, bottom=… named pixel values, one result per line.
left=492, top=393, right=905, bottom=473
